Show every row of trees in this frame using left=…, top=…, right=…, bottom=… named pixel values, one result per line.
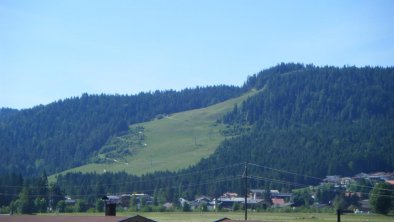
left=0, top=171, right=64, bottom=214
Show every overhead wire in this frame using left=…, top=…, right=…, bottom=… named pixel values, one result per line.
left=1, top=161, right=393, bottom=199
left=247, top=162, right=394, bottom=192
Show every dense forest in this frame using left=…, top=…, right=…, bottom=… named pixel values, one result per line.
left=0, top=86, right=244, bottom=175
left=0, top=63, right=393, bottom=213
left=221, top=64, right=394, bottom=176
left=55, top=64, right=394, bottom=200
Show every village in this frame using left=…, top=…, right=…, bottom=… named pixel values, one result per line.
left=60, top=171, right=394, bottom=215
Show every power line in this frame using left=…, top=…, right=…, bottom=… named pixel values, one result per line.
left=249, top=175, right=308, bottom=188
left=248, top=162, right=323, bottom=181
left=1, top=161, right=393, bottom=198
left=247, top=162, right=394, bottom=192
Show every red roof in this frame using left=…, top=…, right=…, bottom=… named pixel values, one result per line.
left=271, top=198, right=285, bottom=206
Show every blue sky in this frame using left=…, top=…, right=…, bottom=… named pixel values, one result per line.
left=1, top=0, right=393, bottom=109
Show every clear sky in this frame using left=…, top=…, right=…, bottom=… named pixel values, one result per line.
left=1, top=0, right=393, bottom=109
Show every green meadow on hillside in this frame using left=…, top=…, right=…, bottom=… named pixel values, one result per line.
left=57, top=90, right=257, bottom=176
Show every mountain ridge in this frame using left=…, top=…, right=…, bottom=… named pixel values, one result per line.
left=0, top=63, right=393, bottom=182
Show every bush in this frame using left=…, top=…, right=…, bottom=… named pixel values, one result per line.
left=0, top=206, right=11, bottom=214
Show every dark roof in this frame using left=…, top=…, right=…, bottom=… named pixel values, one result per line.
left=214, top=217, right=231, bottom=222
left=0, top=215, right=156, bottom=222
left=119, top=215, right=157, bottom=222
left=0, top=215, right=123, bottom=222
left=213, top=218, right=272, bottom=222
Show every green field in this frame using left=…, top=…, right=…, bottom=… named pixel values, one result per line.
left=138, top=212, right=393, bottom=222
left=55, top=90, right=257, bottom=177
left=43, top=212, right=393, bottom=222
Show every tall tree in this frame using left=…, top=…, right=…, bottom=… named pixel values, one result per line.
left=16, top=187, right=35, bottom=214
left=369, top=182, right=394, bottom=215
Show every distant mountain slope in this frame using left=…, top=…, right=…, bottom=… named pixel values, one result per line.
left=55, top=64, right=394, bottom=200
left=206, top=64, right=394, bottom=181
left=0, top=86, right=243, bottom=175
left=58, top=90, right=258, bottom=176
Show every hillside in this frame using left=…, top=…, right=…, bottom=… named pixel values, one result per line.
left=58, top=90, right=258, bottom=176
left=1, top=63, right=393, bottom=202
left=0, top=86, right=244, bottom=176
left=54, top=64, right=394, bottom=201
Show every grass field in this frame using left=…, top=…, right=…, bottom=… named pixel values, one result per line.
left=54, top=90, right=258, bottom=177
left=41, top=212, right=394, bottom=222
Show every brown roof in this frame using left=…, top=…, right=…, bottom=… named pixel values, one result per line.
left=0, top=215, right=156, bottom=222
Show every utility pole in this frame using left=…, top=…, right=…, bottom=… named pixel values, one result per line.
left=244, top=162, right=248, bottom=221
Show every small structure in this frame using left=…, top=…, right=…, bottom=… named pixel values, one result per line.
left=119, top=215, right=157, bottom=222
left=102, top=195, right=120, bottom=216
left=162, top=202, right=173, bottom=210
left=213, top=219, right=268, bottom=222
left=214, top=217, right=232, bottom=222
left=64, top=197, right=76, bottom=205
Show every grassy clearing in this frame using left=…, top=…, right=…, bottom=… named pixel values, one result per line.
left=55, top=90, right=257, bottom=177
left=42, top=212, right=393, bottom=222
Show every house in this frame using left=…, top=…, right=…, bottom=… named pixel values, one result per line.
left=354, top=172, right=369, bottom=180
left=387, top=180, right=394, bottom=185
left=221, top=192, right=238, bottom=198
left=103, top=195, right=121, bottom=204
left=162, top=202, right=173, bottom=210
left=216, top=197, right=263, bottom=209
left=191, top=196, right=213, bottom=210
left=195, top=196, right=212, bottom=205
left=120, top=193, right=153, bottom=208
left=323, top=175, right=341, bottom=185
left=271, top=198, right=285, bottom=207
left=353, top=172, right=394, bottom=183
left=340, top=177, right=353, bottom=187
left=216, top=197, right=244, bottom=209
left=250, top=189, right=291, bottom=200
left=250, top=189, right=265, bottom=199
left=64, top=196, right=76, bottom=205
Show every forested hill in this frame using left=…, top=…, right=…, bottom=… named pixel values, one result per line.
left=1, top=63, right=393, bottom=185
left=158, top=64, right=394, bottom=196
left=55, top=64, right=394, bottom=201
left=0, top=86, right=244, bottom=176
left=212, top=64, right=394, bottom=182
